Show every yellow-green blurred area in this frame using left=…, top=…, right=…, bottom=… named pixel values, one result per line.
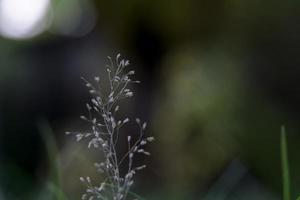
left=0, top=0, right=300, bottom=199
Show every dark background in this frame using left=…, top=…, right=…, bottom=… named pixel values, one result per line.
left=0, top=0, right=299, bottom=199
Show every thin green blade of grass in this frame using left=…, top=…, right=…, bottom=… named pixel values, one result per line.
left=38, top=119, right=68, bottom=200
left=281, top=125, right=290, bottom=200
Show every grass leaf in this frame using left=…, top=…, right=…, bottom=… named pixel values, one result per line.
left=281, top=125, right=290, bottom=200
left=38, top=119, right=68, bottom=200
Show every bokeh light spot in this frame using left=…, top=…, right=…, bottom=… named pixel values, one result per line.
left=0, top=0, right=51, bottom=39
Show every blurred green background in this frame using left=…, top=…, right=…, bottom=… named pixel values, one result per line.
left=0, top=0, right=300, bottom=199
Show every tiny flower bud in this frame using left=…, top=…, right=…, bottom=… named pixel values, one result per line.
left=146, top=137, right=155, bottom=142
left=142, top=122, right=147, bottom=130
left=86, top=103, right=91, bottom=110
left=136, top=165, right=146, bottom=170
left=94, top=76, right=100, bottom=82
left=128, top=70, right=135, bottom=75
left=136, top=118, right=140, bottom=124
left=124, top=60, right=130, bottom=66
left=123, top=118, right=129, bottom=123
left=80, top=115, right=87, bottom=120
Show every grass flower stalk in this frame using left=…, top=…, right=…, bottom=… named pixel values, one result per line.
left=66, top=54, right=154, bottom=200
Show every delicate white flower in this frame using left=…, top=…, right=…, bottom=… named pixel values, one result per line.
left=67, top=54, right=154, bottom=200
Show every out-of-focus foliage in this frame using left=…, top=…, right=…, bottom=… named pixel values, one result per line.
left=0, top=0, right=300, bottom=199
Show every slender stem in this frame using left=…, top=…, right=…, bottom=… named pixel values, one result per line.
left=281, top=125, right=290, bottom=200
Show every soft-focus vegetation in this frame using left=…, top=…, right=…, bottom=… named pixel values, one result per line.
left=0, top=1, right=299, bottom=199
